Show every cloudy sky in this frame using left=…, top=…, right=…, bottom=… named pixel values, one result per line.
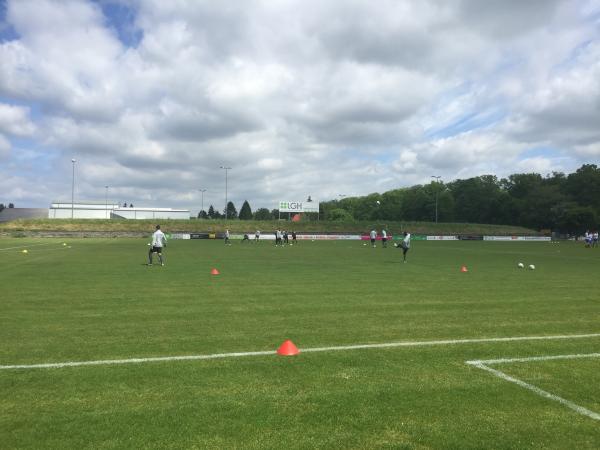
left=0, top=0, right=599, bottom=213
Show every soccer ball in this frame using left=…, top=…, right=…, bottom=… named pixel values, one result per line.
left=376, top=200, right=381, bottom=205
left=394, top=243, right=398, bottom=248
left=22, top=249, right=28, bottom=254
left=528, top=264, right=536, bottom=270
left=517, top=262, right=524, bottom=268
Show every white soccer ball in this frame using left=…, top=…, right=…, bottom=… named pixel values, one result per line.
left=517, top=262, right=524, bottom=268
left=528, top=264, right=535, bottom=270
left=394, top=243, right=398, bottom=247
left=376, top=200, right=381, bottom=205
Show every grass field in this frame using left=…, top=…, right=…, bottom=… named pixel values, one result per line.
left=1, top=237, right=599, bottom=449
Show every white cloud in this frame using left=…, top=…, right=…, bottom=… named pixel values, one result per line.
left=0, top=134, right=11, bottom=158
left=0, top=0, right=598, bottom=209
left=0, top=104, right=36, bottom=136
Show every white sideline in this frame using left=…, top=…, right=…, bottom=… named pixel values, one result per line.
left=467, top=353, right=600, bottom=421
left=1, top=332, right=599, bottom=370
left=0, top=242, right=59, bottom=251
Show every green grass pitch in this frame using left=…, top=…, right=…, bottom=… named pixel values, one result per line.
left=1, top=237, right=599, bottom=449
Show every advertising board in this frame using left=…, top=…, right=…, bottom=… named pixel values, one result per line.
left=278, top=201, right=319, bottom=213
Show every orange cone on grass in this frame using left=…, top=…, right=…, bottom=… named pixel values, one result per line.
left=211, top=268, right=220, bottom=275
left=460, top=265, right=468, bottom=272
left=277, top=339, right=300, bottom=356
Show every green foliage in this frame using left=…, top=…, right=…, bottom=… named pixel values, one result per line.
left=0, top=218, right=539, bottom=236
left=207, top=205, right=216, bottom=218
left=253, top=208, right=272, bottom=220
left=225, top=201, right=238, bottom=219
left=238, top=200, right=253, bottom=220
left=318, top=164, right=599, bottom=233
left=326, top=208, right=354, bottom=221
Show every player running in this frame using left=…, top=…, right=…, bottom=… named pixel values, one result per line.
left=148, top=225, right=167, bottom=266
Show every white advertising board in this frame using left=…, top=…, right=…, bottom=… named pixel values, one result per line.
left=426, top=235, right=458, bottom=240
left=170, top=233, right=191, bottom=240
left=297, top=234, right=360, bottom=240
left=484, top=236, right=551, bottom=241
left=278, top=201, right=319, bottom=213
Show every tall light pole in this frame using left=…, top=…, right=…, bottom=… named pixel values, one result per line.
left=431, top=175, right=441, bottom=223
left=219, top=166, right=231, bottom=219
left=198, top=189, right=207, bottom=218
left=71, top=158, right=76, bottom=219
left=105, top=185, right=109, bottom=219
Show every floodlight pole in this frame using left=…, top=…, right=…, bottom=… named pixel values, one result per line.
left=198, top=189, right=207, bottom=218
left=71, top=158, right=76, bottom=219
left=220, top=166, right=231, bottom=219
left=431, top=175, right=441, bottom=223
left=105, top=185, right=109, bottom=219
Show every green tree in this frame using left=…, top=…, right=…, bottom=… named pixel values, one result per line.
left=254, top=208, right=272, bottom=220
left=197, top=210, right=208, bottom=219
left=8, top=203, right=14, bottom=208
left=207, top=205, right=216, bottom=219
left=557, top=206, right=598, bottom=235
left=326, top=208, right=354, bottom=221
left=401, top=186, right=432, bottom=221
left=225, top=201, right=238, bottom=219
left=238, top=200, right=253, bottom=220
left=564, top=164, right=600, bottom=212
left=271, top=208, right=279, bottom=219
left=449, top=175, right=510, bottom=224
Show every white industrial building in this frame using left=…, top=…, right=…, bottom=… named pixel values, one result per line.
left=48, top=202, right=190, bottom=220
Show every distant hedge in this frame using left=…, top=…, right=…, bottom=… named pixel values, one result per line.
left=0, top=218, right=539, bottom=236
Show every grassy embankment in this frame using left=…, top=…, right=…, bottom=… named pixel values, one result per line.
left=0, top=218, right=539, bottom=236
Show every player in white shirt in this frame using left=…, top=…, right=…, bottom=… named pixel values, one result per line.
left=399, top=231, right=411, bottom=263
left=148, top=225, right=167, bottom=266
left=381, top=229, right=388, bottom=248
left=224, top=229, right=230, bottom=245
left=255, top=230, right=260, bottom=242
left=370, top=229, right=377, bottom=247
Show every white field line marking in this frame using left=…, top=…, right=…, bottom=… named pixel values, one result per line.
left=1, top=333, right=599, bottom=371
left=0, top=242, right=60, bottom=251
left=467, top=353, right=600, bottom=421
left=467, top=352, right=600, bottom=366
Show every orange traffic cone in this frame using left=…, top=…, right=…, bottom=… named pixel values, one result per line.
left=210, top=268, right=220, bottom=275
left=460, top=265, right=468, bottom=272
left=277, top=339, right=300, bottom=356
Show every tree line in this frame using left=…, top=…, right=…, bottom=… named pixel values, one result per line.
left=196, top=164, right=599, bottom=233
left=198, top=200, right=281, bottom=221
left=320, top=164, right=600, bottom=233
